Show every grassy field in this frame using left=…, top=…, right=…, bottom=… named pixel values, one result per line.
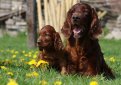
left=0, top=33, right=121, bottom=85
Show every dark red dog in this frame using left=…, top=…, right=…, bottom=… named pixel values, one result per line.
left=37, top=25, right=67, bottom=74
left=61, top=3, right=115, bottom=79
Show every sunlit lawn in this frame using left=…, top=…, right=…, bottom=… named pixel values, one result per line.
left=0, top=33, right=121, bottom=85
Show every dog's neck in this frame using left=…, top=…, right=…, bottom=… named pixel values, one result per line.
left=39, top=48, right=56, bottom=59
left=41, top=47, right=56, bottom=54
left=68, top=36, right=90, bottom=47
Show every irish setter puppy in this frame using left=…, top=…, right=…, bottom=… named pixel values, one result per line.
left=37, top=25, right=67, bottom=74
left=61, top=3, right=115, bottom=79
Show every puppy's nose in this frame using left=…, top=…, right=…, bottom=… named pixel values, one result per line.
left=37, top=40, right=41, bottom=47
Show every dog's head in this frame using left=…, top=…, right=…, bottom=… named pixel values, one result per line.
left=37, top=25, right=63, bottom=51
left=61, top=3, right=102, bottom=39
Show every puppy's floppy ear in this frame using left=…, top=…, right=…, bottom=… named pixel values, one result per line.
left=89, top=8, right=102, bottom=39
left=54, top=32, right=64, bottom=50
left=61, top=8, right=74, bottom=37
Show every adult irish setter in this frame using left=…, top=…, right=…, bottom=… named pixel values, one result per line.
left=61, top=3, right=115, bottom=79
left=37, top=25, right=67, bottom=74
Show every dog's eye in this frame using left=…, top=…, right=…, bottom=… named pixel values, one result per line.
left=84, top=12, right=88, bottom=16
left=84, top=9, right=89, bottom=12
left=45, top=36, right=50, bottom=39
left=84, top=9, right=89, bottom=15
left=45, top=33, right=50, bottom=36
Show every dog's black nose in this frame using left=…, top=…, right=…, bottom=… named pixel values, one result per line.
left=72, top=16, right=80, bottom=20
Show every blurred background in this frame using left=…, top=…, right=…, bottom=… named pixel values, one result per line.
left=0, top=0, right=121, bottom=47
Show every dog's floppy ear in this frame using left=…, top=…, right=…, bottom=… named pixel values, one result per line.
left=61, top=19, right=72, bottom=37
left=61, top=7, right=74, bottom=37
left=89, top=8, right=102, bottom=39
left=54, top=32, right=64, bottom=51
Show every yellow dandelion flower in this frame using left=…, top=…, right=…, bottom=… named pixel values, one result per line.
left=36, top=60, right=49, bottom=67
left=28, top=59, right=37, bottom=65
left=14, top=51, right=18, bottom=54
left=90, top=81, right=98, bottom=85
left=24, top=54, right=29, bottom=57
left=1, top=66, right=8, bottom=70
left=40, top=80, right=48, bottom=85
left=26, top=71, right=39, bottom=77
left=11, top=50, right=15, bottom=53
left=109, top=57, right=115, bottom=62
left=22, top=50, right=25, bottom=54
left=26, top=52, right=32, bottom=57
left=33, top=54, right=37, bottom=59
left=7, top=79, right=18, bottom=85
left=35, top=51, right=39, bottom=54
left=7, top=72, right=13, bottom=76
left=29, top=52, right=32, bottom=55
left=32, top=71, right=39, bottom=77
left=54, top=80, right=62, bottom=85
left=12, top=55, right=16, bottom=58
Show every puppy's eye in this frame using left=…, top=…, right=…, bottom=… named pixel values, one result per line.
left=45, top=33, right=50, bottom=36
left=45, top=36, right=50, bottom=39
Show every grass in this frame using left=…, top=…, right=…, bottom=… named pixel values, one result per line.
left=0, top=33, right=121, bottom=85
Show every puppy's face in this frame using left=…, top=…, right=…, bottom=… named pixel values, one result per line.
left=37, top=27, right=55, bottom=50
